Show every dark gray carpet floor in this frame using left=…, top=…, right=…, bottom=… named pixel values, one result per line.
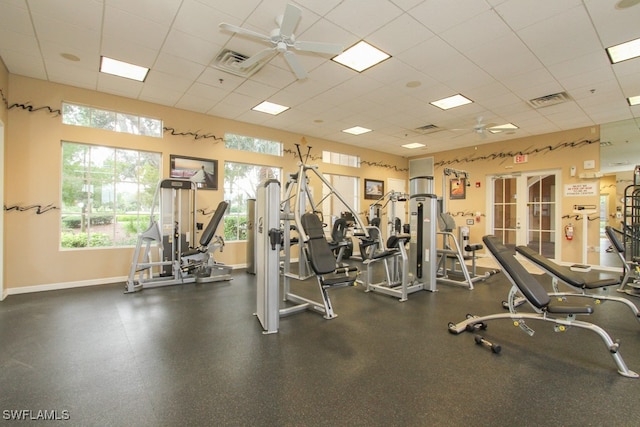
left=1, top=265, right=640, bottom=426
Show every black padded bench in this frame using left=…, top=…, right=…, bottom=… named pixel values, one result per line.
left=447, top=235, right=638, bottom=378
left=515, top=245, right=640, bottom=322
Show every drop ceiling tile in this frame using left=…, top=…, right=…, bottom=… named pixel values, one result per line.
left=583, top=0, right=640, bottom=46
left=0, top=1, right=33, bottom=36
left=325, top=0, right=404, bottom=38
left=103, top=6, right=169, bottom=51
left=107, top=0, right=183, bottom=26
left=408, top=0, right=491, bottom=34
left=162, top=29, right=221, bottom=66
left=29, top=0, right=102, bottom=32
left=494, top=0, right=582, bottom=31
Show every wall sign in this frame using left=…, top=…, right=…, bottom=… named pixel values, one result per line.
left=564, top=182, right=597, bottom=197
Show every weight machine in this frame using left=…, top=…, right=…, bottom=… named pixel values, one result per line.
left=435, top=167, right=493, bottom=289
left=125, top=176, right=232, bottom=293
left=367, top=190, right=409, bottom=237
left=255, top=145, right=366, bottom=333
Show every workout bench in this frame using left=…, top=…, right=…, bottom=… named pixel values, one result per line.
left=448, top=235, right=638, bottom=378
left=514, top=245, right=640, bottom=324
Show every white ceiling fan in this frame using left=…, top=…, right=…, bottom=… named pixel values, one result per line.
left=219, top=3, right=344, bottom=80
left=454, top=117, right=516, bottom=139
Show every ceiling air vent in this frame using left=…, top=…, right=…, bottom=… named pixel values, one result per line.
left=528, top=91, right=572, bottom=108
left=212, top=49, right=263, bottom=78
left=414, top=124, right=440, bottom=134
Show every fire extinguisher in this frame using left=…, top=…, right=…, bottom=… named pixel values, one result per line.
left=565, top=223, right=574, bottom=240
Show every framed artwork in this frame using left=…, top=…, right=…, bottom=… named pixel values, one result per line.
left=170, top=155, right=218, bottom=190
left=450, top=178, right=466, bottom=200
left=364, top=179, right=384, bottom=200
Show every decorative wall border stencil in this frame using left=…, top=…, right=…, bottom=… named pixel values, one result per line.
left=0, top=88, right=61, bottom=116
left=434, top=138, right=599, bottom=168
left=4, top=203, right=59, bottom=214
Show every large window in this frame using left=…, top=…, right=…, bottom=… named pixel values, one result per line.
left=224, top=162, right=281, bottom=241
left=224, top=133, right=283, bottom=156
left=62, top=103, right=163, bottom=138
left=60, top=142, right=161, bottom=248
left=322, top=150, right=360, bottom=168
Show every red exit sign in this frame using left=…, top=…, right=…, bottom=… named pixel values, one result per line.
left=514, top=154, right=528, bottom=164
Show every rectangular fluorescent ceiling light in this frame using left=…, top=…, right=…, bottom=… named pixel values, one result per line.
left=430, top=94, right=472, bottom=110
left=252, top=101, right=289, bottom=115
left=332, top=41, right=390, bottom=72
left=488, top=123, right=518, bottom=133
left=342, top=126, right=372, bottom=135
left=100, top=56, right=149, bottom=81
left=628, top=95, right=640, bottom=106
left=402, top=143, right=425, bottom=149
left=606, top=37, right=640, bottom=63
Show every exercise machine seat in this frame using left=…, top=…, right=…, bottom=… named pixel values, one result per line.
left=300, top=212, right=358, bottom=287
left=301, top=213, right=337, bottom=275
left=182, top=201, right=228, bottom=257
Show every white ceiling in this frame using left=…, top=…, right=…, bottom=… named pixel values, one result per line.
left=1, top=0, right=639, bottom=156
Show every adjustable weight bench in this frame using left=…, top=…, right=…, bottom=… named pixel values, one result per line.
left=448, top=235, right=638, bottom=378
left=301, top=212, right=359, bottom=319
left=514, top=245, right=640, bottom=323
left=605, top=225, right=640, bottom=296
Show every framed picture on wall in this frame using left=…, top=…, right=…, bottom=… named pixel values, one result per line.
left=450, top=178, right=466, bottom=200
left=364, top=179, right=384, bottom=200
left=170, top=155, right=218, bottom=190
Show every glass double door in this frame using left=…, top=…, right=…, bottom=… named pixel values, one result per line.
left=490, top=171, right=560, bottom=259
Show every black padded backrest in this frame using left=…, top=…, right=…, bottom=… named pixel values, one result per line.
left=515, top=246, right=584, bottom=287
left=386, top=234, right=410, bottom=249
left=483, top=236, right=550, bottom=309
left=301, top=213, right=337, bottom=275
left=370, top=217, right=381, bottom=227
left=605, top=226, right=625, bottom=254
left=200, top=201, right=229, bottom=246
left=331, top=218, right=348, bottom=242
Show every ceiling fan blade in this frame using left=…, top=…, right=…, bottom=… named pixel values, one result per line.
left=294, top=40, right=344, bottom=55
left=239, top=47, right=277, bottom=69
left=219, top=22, right=271, bottom=43
left=278, top=4, right=301, bottom=39
left=284, top=51, right=308, bottom=79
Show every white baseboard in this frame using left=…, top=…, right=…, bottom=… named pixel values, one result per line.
left=3, top=263, right=248, bottom=297
left=6, top=276, right=128, bottom=296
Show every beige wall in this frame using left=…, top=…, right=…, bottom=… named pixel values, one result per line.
left=414, top=126, right=602, bottom=264
left=4, top=75, right=408, bottom=291
left=2, top=72, right=608, bottom=293
left=0, top=57, right=7, bottom=123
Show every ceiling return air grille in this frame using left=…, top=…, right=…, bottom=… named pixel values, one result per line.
left=414, top=124, right=440, bottom=134
left=212, top=49, right=263, bottom=78
left=528, top=91, right=572, bottom=108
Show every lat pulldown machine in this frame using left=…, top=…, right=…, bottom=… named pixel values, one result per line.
left=436, top=167, right=494, bottom=289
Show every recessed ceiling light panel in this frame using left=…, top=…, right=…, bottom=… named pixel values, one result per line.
left=332, top=41, right=390, bottom=72
left=430, top=94, right=473, bottom=110
left=100, top=56, right=149, bottom=82
left=252, top=101, right=290, bottom=115
left=628, top=95, right=640, bottom=106
left=402, top=143, right=425, bottom=149
left=342, top=126, right=372, bottom=135
left=606, top=37, right=640, bottom=63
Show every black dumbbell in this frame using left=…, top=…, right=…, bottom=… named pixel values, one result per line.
left=474, top=334, right=501, bottom=354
